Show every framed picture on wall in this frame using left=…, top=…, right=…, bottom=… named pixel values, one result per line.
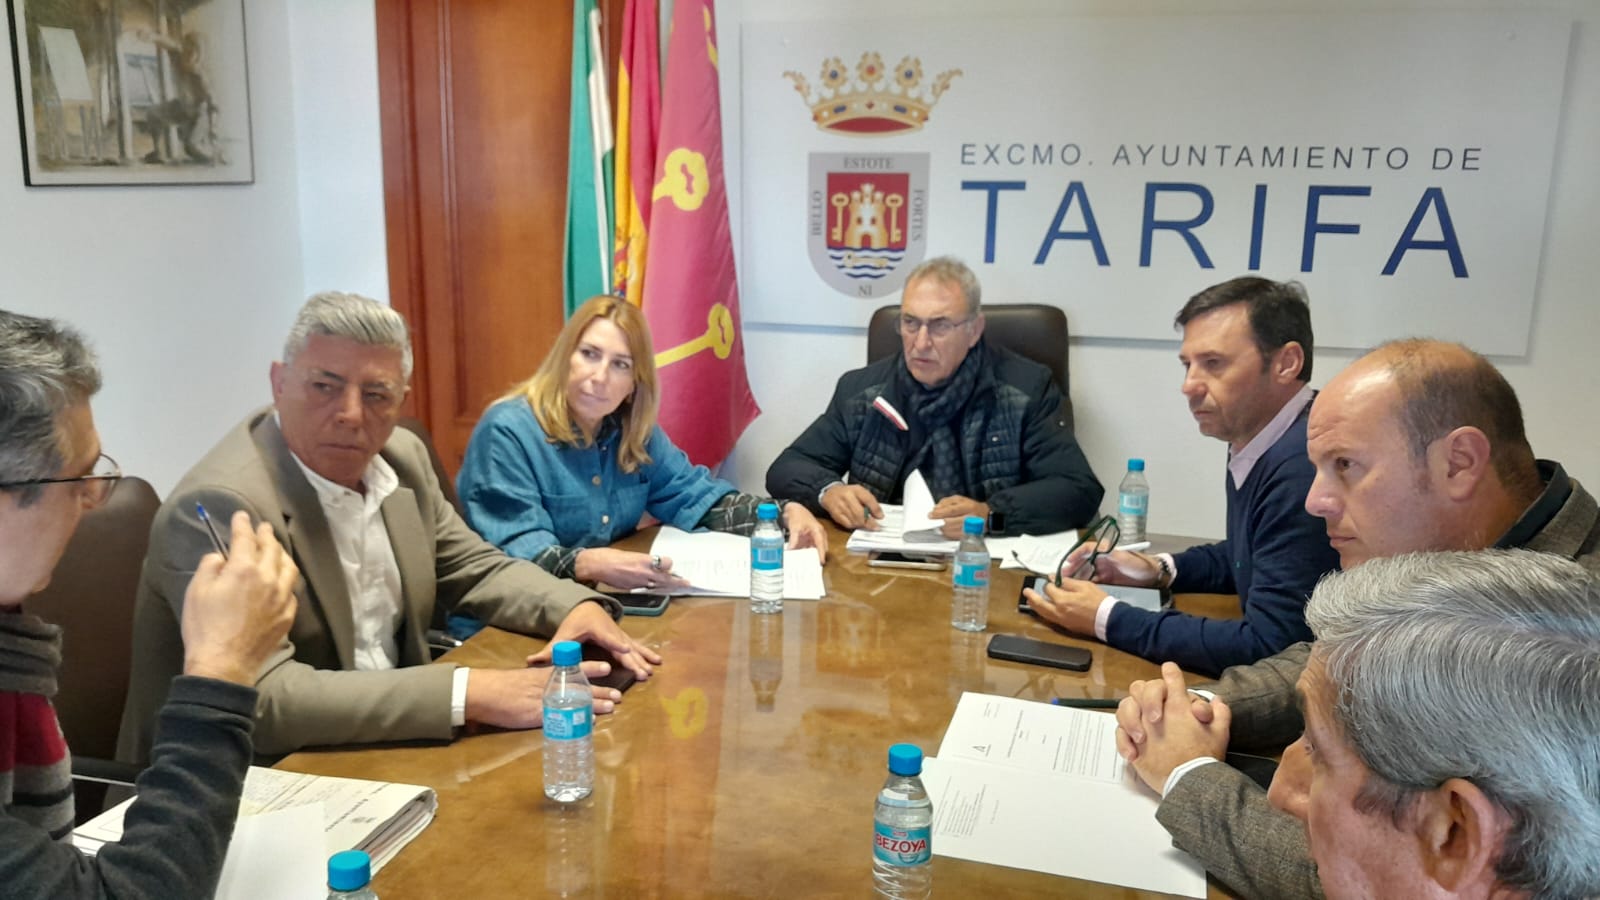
left=5, top=0, right=253, bottom=186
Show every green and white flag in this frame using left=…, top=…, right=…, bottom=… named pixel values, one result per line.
left=563, top=0, right=615, bottom=316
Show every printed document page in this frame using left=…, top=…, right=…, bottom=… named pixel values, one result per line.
left=75, top=766, right=436, bottom=873
left=648, top=527, right=825, bottom=599
left=928, top=692, right=1206, bottom=898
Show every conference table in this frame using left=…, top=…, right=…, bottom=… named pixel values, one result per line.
left=277, top=527, right=1242, bottom=898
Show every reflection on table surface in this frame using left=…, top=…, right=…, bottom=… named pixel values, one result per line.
left=276, top=528, right=1239, bottom=898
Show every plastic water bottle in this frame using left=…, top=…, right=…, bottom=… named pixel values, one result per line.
left=873, top=743, right=933, bottom=899
left=542, top=640, right=594, bottom=803
left=1118, top=458, right=1150, bottom=543
left=950, top=515, right=989, bottom=632
left=327, top=850, right=379, bottom=899
left=750, top=501, right=784, bottom=614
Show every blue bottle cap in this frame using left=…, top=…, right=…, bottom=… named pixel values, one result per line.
left=887, top=743, right=923, bottom=776
left=327, top=849, right=372, bottom=891
left=963, top=515, right=984, bottom=535
left=1128, top=458, right=1145, bottom=471
left=551, top=640, right=582, bottom=666
left=757, top=501, right=780, bottom=520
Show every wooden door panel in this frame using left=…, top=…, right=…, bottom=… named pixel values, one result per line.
left=378, top=0, right=619, bottom=473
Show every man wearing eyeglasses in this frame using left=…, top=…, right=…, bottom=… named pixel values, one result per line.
left=767, top=255, right=1103, bottom=539
left=1025, top=277, right=1339, bottom=676
left=1, top=309, right=297, bottom=897
left=119, top=292, right=662, bottom=766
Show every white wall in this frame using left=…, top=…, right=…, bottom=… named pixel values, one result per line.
left=720, top=0, right=1600, bottom=539
left=0, top=1, right=388, bottom=496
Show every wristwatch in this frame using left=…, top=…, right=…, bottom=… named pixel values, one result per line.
left=986, top=508, right=1006, bottom=534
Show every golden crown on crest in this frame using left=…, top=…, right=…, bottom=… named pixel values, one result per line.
left=784, top=52, right=961, bottom=136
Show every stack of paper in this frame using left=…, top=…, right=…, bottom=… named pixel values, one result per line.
left=76, top=766, right=437, bottom=879
left=925, top=692, right=1206, bottom=897
left=648, top=527, right=826, bottom=599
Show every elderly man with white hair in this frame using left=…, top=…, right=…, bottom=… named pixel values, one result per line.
left=1298, top=550, right=1597, bottom=898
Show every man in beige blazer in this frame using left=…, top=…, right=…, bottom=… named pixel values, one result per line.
left=119, top=292, right=661, bottom=763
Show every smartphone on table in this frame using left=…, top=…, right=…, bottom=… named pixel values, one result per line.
left=986, top=634, right=1093, bottom=671
left=868, top=551, right=948, bottom=570
left=604, top=591, right=671, bottom=617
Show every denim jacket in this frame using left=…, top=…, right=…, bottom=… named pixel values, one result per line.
left=457, top=399, right=737, bottom=573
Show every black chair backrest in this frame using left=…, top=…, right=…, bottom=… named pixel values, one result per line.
left=397, top=416, right=463, bottom=517
left=866, top=303, right=1071, bottom=393
left=25, top=476, right=160, bottom=822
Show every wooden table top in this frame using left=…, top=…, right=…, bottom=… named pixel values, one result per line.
left=277, top=528, right=1239, bottom=898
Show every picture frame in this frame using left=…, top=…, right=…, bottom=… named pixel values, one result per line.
left=5, top=0, right=253, bottom=186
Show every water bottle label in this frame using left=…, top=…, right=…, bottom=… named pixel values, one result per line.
left=1118, top=492, right=1148, bottom=515
left=954, top=561, right=988, bottom=588
left=751, top=541, right=783, bottom=572
left=544, top=705, right=592, bottom=741
left=873, top=821, right=932, bottom=866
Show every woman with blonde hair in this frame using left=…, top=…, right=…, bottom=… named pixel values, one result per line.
left=458, top=295, right=826, bottom=590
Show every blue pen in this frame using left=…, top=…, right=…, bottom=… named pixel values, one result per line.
left=196, top=502, right=229, bottom=560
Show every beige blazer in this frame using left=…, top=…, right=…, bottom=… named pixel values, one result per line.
left=118, top=410, right=611, bottom=761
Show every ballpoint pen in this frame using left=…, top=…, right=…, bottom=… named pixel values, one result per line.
left=1049, top=697, right=1122, bottom=709
left=195, top=502, right=229, bottom=560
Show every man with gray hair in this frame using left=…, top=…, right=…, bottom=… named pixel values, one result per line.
left=1297, top=550, right=1599, bottom=898
left=1, top=309, right=297, bottom=896
left=767, top=255, right=1102, bottom=538
left=120, top=292, right=661, bottom=764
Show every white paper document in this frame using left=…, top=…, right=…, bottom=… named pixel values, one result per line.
left=844, top=506, right=960, bottom=555
left=994, top=531, right=1081, bottom=572
left=928, top=692, right=1206, bottom=898
left=212, top=805, right=326, bottom=900
left=75, top=766, right=437, bottom=875
left=648, top=527, right=825, bottom=599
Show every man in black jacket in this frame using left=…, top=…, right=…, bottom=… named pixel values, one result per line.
left=766, top=256, right=1102, bottom=538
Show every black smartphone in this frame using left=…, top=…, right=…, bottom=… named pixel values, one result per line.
left=869, top=551, right=948, bottom=570
left=582, top=643, right=639, bottom=693
left=1016, top=575, right=1048, bottom=615
left=605, top=591, right=671, bottom=617
left=986, top=634, right=1093, bottom=671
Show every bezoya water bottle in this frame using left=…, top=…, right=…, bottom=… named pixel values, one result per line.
left=326, top=849, right=379, bottom=899
left=1117, top=458, right=1150, bottom=543
left=542, top=640, right=594, bottom=803
left=873, top=743, right=933, bottom=899
left=750, top=501, right=784, bottom=614
left=951, top=515, right=990, bottom=632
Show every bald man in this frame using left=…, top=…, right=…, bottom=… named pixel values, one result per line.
left=1114, top=339, right=1600, bottom=900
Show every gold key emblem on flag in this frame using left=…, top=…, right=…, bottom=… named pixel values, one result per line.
left=655, top=302, right=734, bottom=368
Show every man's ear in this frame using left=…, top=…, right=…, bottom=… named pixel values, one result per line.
left=269, top=361, right=288, bottom=403
left=1271, top=341, right=1306, bottom=384
left=1411, top=777, right=1509, bottom=894
left=1428, top=426, right=1492, bottom=501
left=968, top=312, right=986, bottom=348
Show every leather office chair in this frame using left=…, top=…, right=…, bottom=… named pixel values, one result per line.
left=393, top=416, right=467, bottom=655
left=866, top=302, right=1071, bottom=394
left=397, top=415, right=463, bottom=518
left=26, top=477, right=160, bottom=823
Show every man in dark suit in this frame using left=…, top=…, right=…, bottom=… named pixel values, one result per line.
left=1113, top=339, right=1600, bottom=899
left=120, top=292, right=662, bottom=763
left=766, top=256, right=1103, bottom=538
left=1026, top=277, right=1340, bottom=676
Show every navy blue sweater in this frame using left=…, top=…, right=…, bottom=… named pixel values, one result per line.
left=1105, top=403, right=1339, bottom=677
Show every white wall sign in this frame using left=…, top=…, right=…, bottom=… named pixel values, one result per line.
left=740, top=12, right=1571, bottom=353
